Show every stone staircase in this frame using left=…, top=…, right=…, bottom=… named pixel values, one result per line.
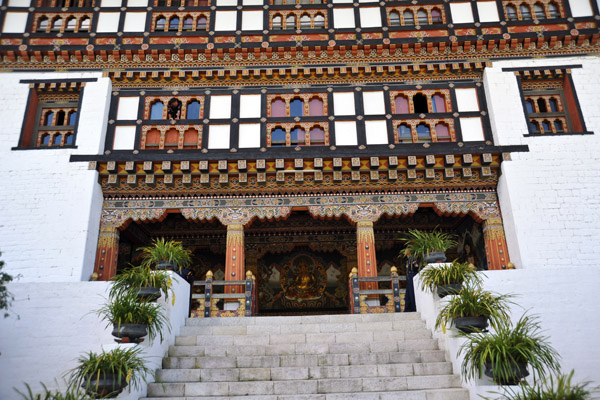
left=142, top=313, right=469, bottom=400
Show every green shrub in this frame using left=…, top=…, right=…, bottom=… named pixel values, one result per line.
left=15, top=383, right=92, bottom=400
left=109, top=264, right=172, bottom=300
left=487, top=370, right=597, bottom=399
left=400, top=229, right=457, bottom=265
left=138, top=238, right=192, bottom=270
left=419, top=260, right=481, bottom=293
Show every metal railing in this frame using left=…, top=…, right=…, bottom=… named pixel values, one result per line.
left=348, top=267, right=407, bottom=314
left=191, top=270, right=257, bottom=317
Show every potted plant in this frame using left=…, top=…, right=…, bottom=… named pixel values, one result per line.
left=15, top=382, right=92, bottom=400
left=67, top=346, right=152, bottom=398
left=458, top=314, right=561, bottom=385
left=98, top=291, right=170, bottom=344
left=487, top=370, right=597, bottom=399
left=138, top=237, right=192, bottom=271
left=109, top=264, right=172, bottom=302
left=400, top=228, right=457, bottom=265
left=419, top=260, right=481, bottom=297
left=435, top=285, right=514, bottom=333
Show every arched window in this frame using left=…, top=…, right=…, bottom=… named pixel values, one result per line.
left=169, top=16, right=180, bottom=31
left=413, top=93, right=428, bottom=113
left=44, top=111, right=54, bottom=126
left=56, top=110, right=66, bottom=126
left=197, top=16, right=207, bottom=30
left=417, top=9, right=428, bottom=25
left=145, top=129, right=161, bottom=148
left=272, top=15, right=282, bottom=30
left=549, top=98, right=559, bottom=112
left=398, top=124, right=412, bottom=143
left=51, top=17, right=63, bottom=32
left=155, top=16, right=166, bottom=31
left=150, top=101, right=164, bottom=120
left=65, top=133, right=74, bottom=145
left=520, top=4, right=532, bottom=19
left=65, top=17, right=77, bottom=31
left=68, top=111, right=78, bottom=125
left=533, top=3, right=545, bottom=19
left=395, top=95, right=409, bottom=113
left=271, top=127, right=286, bottom=146
left=80, top=17, right=90, bottom=31
left=554, top=120, right=564, bottom=133
left=183, top=128, right=199, bottom=148
left=537, top=98, right=547, bottom=113
left=435, top=123, right=451, bottom=142
left=529, top=121, right=540, bottom=133
left=37, top=17, right=49, bottom=32
left=548, top=2, right=559, bottom=18
left=308, top=97, right=324, bottom=116
left=164, top=128, right=179, bottom=148
left=525, top=99, right=535, bottom=113
left=290, top=98, right=304, bottom=117
left=291, top=126, right=306, bottom=145
left=432, top=94, right=446, bottom=113
left=52, top=134, right=63, bottom=146
left=403, top=10, right=414, bottom=26
left=300, top=14, right=311, bottom=29
left=541, top=120, right=551, bottom=133
left=286, top=14, right=296, bottom=30
left=506, top=5, right=517, bottom=21
left=309, top=126, right=325, bottom=145
left=314, top=14, right=325, bottom=28
left=183, top=16, right=193, bottom=31
left=41, top=134, right=51, bottom=145
left=389, top=11, right=400, bottom=27
left=270, top=98, right=286, bottom=117
left=186, top=100, right=200, bottom=119
left=431, top=8, right=442, bottom=23
left=416, top=123, right=431, bottom=142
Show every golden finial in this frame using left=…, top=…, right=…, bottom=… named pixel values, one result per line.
left=206, top=270, right=214, bottom=279
left=391, top=266, right=398, bottom=274
left=246, top=271, right=253, bottom=278
left=90, top=272, right=98, bottom=281
left=507, top=262, right=515, bottom=270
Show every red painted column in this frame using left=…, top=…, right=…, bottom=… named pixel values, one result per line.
left=225, top=223, right=245, bottom=295
left=93, top=226, right=120, bottom=281
left=356, top=220, right=378, bottom=291
left=483, top=218, right=510, bottom=270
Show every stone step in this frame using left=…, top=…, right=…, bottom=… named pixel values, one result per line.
left=146, top=375, right=463, bottom=397
left=183, top=312, right=422, bottom=328
left=168, top=338, right=439, bottom=358
left=142, top=387, right=469, bottom=400
left=156, top=361, right=453, bottom=383
left=163, top=350, right=447, bottom=370
left=179, top=319, right=428, bottom=336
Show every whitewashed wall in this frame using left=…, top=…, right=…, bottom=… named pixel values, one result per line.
left=484, top=56, right=600, bottom=269
left=415, top=267, right=600, bottom=399
left=0, top=273, right=190, bottom=400
left=0, top=72, right=110, bottom=282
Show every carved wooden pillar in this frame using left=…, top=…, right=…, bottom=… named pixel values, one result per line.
left=483, top=218, right=510, bottom=270
left=93, top=225, right=120, bottom=281
left=225, top=223, right=245, bottom=295
left=356, top=220, right=378, bottom=292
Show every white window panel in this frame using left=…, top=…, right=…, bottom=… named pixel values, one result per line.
left=242, top=10, right=263, bottom=31
left=101, top=0, right=121, bottom=6
left=332, top=0, right=352, bottom=3
left=569, top=0, right=593, bottom=17
left=477, top=1, right=499, bottom=22
left=2, top=12, right=27, bottom=33
left=365, top=120, right=388, bottom=145
left=217, top=0, right=236, bottom=5
left=208, top=125, right=231, bottom=149
left=116, top=97, right=140, bottom=120
left=358, top=0, right=377, bottom=3
left=362, top=91, right=385, bottom=115
left=333, top=8, right=355, bottom=28
left=113, top=126, right=136, bottom=150
left=239, top=123, right=261, bottom=148
left=333, top=92, right=355, bottom=116
left=123, top=12, right=147, bottom=32
left=240, top=95, right=261, bottom=118
left=460, top=117, right=485, bottom=141
left=210, top=95, right=232, bottom=119
left=215, top=11, right=237, bottom=31
left=456, top=88, right=479, bottom=112
left=335, top=121, right=358, bottom=146
left=450, top=2, right=474, bottom=24
left=7, top=0, right=30, bottom=6
left=243, top=0, right=262, bottom=4
left=127, top=0, right=148, bottom=5
left=96, top=12, right=120, bottom=32
left=359, top=7, right=381, bottom=28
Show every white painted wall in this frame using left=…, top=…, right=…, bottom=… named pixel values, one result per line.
left=415, top=267, right=600, bottom=399
left=0, top=72, right=110, bottom=282
left=0, top=273, right=190, bottom=400
left=484, top=56, right=600, bottom=270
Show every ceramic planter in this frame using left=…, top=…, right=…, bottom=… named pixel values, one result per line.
left=156, top=261, right=176, bottom=270
left=484, top=361, right=529, bottom=385
left=82, top=373, right=128, bottom=398
left=111, top=323, right=147, bottom=343
left=136, top=286, right=161, bottom=302
left=436, top=283, right=462, bottom=298
left=453, top=316, right=489, bottom=333
left=424, top=251, right=447, bottom=264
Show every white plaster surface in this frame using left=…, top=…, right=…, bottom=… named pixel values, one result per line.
left=334, top=121, right=358, bottom=145
left=2, top=12, right=28, bottom=33
left=359, top=7, right=381, bottom=28
left=239, top=123, right=261, bottom=148
left=455, top=88, right=479, bottom=112
left=242, top=10, right=263, bottom=31
left=214, top=11, right=237, bottom=31
left=333, top=8, right=355, bottom=29
left=365, top=120, right=388, bottom=144
left=208, top=124, right=231, bottom=149
left=450, top=2, right=474, bottom=24
left=414, top=267, right=600, bottom=399
left=96, top=12, right=120, bottom=32
left=123, top=12, right=147, bottom=32
left=113, top=125, right=137, bottom=150
left=333, top=92, right=355, bottom=116
left=209, top=95, right=232, bottom=119
left=0, top=72, right=110, bottom=282
left=476, top=1, right=500, bottom=22
left=484, top=56, right=600, bottom=269
left=362, top=91, right=385, bottom=115
left=239, top=94, right=261, bottom=118
left=459, top=117, right=484, bottom=141
left=0, top=273, right=189, bottom=400
left=569, top=0, right=594, bottom=17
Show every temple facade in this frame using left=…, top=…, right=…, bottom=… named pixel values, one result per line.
left=0, top=0, right=599, bottom=396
